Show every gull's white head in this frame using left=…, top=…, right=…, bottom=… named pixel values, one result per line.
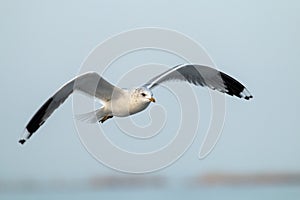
left=127, top=87, right=155, bottom=115
left=133, top=87, right=156, bottom=103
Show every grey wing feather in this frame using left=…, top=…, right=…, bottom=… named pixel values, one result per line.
left=71, top=72, right=123, bottom=101
left=19, top=72, right=122, bottom=144
left=144, top=64, right=253, bottom=100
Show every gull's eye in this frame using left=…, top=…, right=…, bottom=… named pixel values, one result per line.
left=141, top=93, right=146, bottom=97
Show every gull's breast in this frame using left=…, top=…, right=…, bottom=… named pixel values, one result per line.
left=107, top=98, right=150, bottom=117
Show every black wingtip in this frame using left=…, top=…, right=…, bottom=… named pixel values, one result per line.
left=26, top=97, right=53, bottom=135
left=19, top=129, right=31, bottom=145
left=19, top=139, right=26, bottom=145
left=244, top=95, right=253, bottom=100
left=219, top=72, right=254, bottom=100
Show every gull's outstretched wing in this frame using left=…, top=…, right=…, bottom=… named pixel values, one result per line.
left=143, top=64, right=253, bottom=100
left=19, top=72, right=123, bottom=144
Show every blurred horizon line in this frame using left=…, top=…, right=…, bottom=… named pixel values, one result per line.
left=2, top=171, right=300, bottom=192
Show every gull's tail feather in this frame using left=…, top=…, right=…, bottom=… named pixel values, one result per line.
left=75, top=107, right=106, bottom=123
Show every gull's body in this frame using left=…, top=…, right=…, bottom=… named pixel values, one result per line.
left=19, top=64, right=253, bottom=144
left=79, top=87, right=154, bottom=123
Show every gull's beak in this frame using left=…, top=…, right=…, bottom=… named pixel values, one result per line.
left=148, top=97, right=156, bottom=103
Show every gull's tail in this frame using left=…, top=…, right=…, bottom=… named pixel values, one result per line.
left=75, top=107, right=106, bottom=123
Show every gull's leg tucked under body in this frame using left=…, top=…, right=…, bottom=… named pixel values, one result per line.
left=99, top=115, right=114, bottom=123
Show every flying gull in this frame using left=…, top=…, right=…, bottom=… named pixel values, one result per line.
left=19, top=64, right=253, bottom=144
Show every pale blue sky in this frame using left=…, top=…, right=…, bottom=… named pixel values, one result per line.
left=0, top=0, right=300, bottom=182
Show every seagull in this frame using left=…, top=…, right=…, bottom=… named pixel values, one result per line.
left=19, top=64, right=253, bottom=145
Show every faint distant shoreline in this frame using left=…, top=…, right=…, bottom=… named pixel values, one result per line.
left=192, top=172, right=300, bottom=186
left=1, top=172, right=300, bottom=192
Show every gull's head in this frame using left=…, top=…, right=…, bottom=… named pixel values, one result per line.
left=126, top=87, right=155, bottom=115
left=133, top=87, right=156, bottom=104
